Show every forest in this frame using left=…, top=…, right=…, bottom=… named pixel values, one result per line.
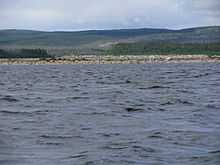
left=107, top=42, right=220, bottom=56
left=0, top=49, right=52, bottom=58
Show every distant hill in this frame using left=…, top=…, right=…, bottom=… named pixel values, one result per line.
left=0, top=26, right=219, bottom=49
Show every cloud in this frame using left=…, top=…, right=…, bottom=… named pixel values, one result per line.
left=179, top=0, right=220, bottom=17
left=0, top=0, right=219, bottom=30
left=182, top=0, right=220, bottom=13
left=179, top=0, right=220, bottom=27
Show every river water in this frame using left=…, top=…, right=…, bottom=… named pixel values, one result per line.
left=0, top=63, right=220, bottom=165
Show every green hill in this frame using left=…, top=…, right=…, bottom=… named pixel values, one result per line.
left=0, top=26, right=219, bottom=48
left=0, top=28, right=172, bottom=48
left=0, top=26, right=219, bottom=56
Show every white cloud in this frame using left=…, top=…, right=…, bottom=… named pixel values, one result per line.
left=0, top=0, right=219, bottom=30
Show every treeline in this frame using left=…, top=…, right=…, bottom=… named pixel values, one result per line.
left=107, top=42, right=220, bottom=56
left=0, top=48, right=53, bottom=58
left=1, top=43, right=220, bottom=58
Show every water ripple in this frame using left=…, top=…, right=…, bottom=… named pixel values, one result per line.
left=0, top=63, right=220, bottom=165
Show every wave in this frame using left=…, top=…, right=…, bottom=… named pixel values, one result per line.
left=0, top=95, right=19, bottom=102
left=39, top=135, right=80, bottom=139
left=125, top=107, right=144, bottom=112
left=0, top=110, right=30, bottom=115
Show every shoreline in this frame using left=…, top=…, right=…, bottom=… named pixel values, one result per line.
left=0, top=55, right=220, bottom=65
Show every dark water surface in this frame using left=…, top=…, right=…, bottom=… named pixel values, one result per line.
left=0, top=63, right=220, bottom=165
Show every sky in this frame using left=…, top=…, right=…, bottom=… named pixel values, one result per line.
left=0, top=0, right=220, bottom=31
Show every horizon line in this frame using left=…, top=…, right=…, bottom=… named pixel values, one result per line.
left=0, top=25, right=219, bottom=33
